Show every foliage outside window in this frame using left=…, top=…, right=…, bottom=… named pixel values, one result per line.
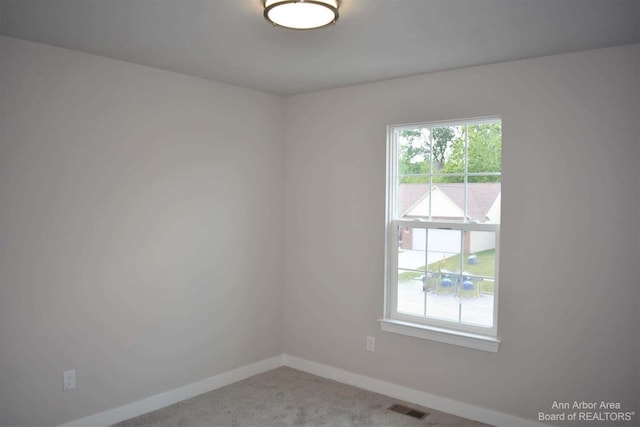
left=383, top=118, right=502, bottom=347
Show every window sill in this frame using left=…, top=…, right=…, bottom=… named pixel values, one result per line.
left=378, top=318, right=500, bottom=353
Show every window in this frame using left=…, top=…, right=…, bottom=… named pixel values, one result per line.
left=380, top=117, right=502, bottom=352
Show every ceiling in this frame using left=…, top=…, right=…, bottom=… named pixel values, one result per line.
left=1, top=0, right=639, bottom=95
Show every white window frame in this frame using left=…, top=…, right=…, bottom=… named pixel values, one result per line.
left=379, top=117, right=502, bottom=353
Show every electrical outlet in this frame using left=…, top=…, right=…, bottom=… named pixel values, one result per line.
left=366, top=336, right=375, bottom=352
left=63, top=369, right=76, bottom=391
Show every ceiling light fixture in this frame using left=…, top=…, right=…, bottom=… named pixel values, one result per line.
left=264, top=0, right=339, bottom=30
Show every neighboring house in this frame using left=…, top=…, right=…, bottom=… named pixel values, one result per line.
left=398, top=183, right=501, bottom=254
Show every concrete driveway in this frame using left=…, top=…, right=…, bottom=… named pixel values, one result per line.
left=397, top=278, right=494, bottom=327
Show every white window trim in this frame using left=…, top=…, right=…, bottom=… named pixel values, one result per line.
left=378, top=318, right=500, bottom=353
left=381, top=117, right=501, bottom=352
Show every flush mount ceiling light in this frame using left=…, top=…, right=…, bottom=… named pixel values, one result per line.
left=264, top=0, right=339, bottom=30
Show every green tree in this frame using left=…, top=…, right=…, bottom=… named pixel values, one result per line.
left=398, top=127, right=456, bottom=183
left=439, top=123, right=501, bottom=183
left=398, top=129, right=429, bottom=183
left=430, top=127, right=455, bottom=170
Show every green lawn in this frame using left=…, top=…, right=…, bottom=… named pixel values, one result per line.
left=398, top=249, right=496, bottom=294
left=431, top=248, right=495, bottom=277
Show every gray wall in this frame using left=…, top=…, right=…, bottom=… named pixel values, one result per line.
left=283, top=45, right=640, bottom=423
left=0, top=36, right=284, bottom=426
left=637, top=44, right=640, bottom=413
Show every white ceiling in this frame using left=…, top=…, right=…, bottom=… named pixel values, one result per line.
left=1, top=0, right=639, bottom=95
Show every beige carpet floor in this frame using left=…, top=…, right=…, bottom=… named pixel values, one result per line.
left=113, top=367, right=492, bottom=427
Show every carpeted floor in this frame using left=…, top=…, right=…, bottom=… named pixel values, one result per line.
left=113, top=367, right=492, bottom=427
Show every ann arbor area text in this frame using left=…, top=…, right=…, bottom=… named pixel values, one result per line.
left=552, top=401, right=622, bottom=410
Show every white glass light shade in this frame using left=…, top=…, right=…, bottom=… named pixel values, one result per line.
left=264, top=0, right=339, bottom=30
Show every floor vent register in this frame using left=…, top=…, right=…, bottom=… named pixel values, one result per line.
left=388, top=403, right=428, bottom=420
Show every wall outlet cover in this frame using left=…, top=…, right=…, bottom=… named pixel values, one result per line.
left=366, top=336, right=375, bottom=352
left=63, top=369, right=76, bottom=391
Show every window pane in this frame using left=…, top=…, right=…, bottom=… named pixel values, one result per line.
left=397, top=225, right=427, bottom=316
left=397, top=269, right=425, bottom=316
left=425, top=292, right=460, bottom=323
left=397, top=181, right=431, bottom=219
left=397, top=226, right=426, bottom=270
left=429, top=182, right=464, bottom=221
left=427, top=228, right=462, bottom=266
left=467, top=181, right=501, bottom=223
left=425, top=229, right=462, bottom=322
left=397, top=128, right=431, bottom=218
left=460, top=294, right=494, bottom=328
left=397, top=128, right=431, bottom=182
left=460, top=231, right=496, bottom=327
left=436, top=125, right=465, bottom=177
left=467, top=123, right=502, bottom=174
left=429, top=125, right=460, bottom=173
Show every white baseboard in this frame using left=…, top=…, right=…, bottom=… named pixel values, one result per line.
left=58, top=354, right=285, bottom=427
left=283, top=354, right=546, bottom=427
left=59, top=353, right=545, bottom=427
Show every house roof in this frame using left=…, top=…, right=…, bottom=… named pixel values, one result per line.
left=398, top=183, right=430, bottom=218
left=399, top=182, right=501, bottom=221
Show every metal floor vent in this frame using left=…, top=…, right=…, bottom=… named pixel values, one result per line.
left=388, top=403, right=428, bottom=420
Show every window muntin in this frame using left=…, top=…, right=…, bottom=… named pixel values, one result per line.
left=385, top=118, right=501, bottom=337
